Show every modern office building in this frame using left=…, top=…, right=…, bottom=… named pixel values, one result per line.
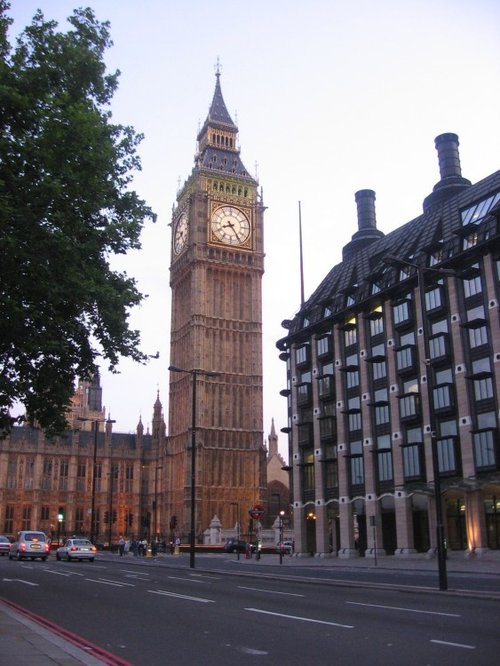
left=167, top=67, right=267, bottom=537
left=277, top=133, right=500, bottom=558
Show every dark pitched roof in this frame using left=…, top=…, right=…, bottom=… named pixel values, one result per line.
left=279, top=170, right=500, bottom=345
left=197, top=71, right=237, bottom=140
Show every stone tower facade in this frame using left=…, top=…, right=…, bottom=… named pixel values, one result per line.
left=167, top=68, right=267, bottom=539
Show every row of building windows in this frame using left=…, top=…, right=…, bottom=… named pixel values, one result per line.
left=3, top=506, right=135, bottom=536
left=5, top=460, right=133, bottom=493
left=210, top=180, right=249, bottom=197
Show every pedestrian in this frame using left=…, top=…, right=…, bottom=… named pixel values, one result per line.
left=118, top=535, right=125, bottom=556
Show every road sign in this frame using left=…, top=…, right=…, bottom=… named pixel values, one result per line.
left=249, top=505, right=264, bottom=520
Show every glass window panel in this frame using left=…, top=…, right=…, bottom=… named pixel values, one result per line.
left=477, top=412, right=496, bottom=429
left=431, top=319, right=448, bottom=335
left=474, top=377, right=493, bottom=401
left=437, top=438, right=456, bottom=473
left=463, top=274, right=482, bottom=298
left=403, top=445, right=421, bottom=478
left=377, top=451, right=393, bottom=481
left=400, top=331, right=416, bottom=345
left=350, top=456, right=364, bottom=485
left=406, top=427, right=423, bottom=443
left=344, top=327, right=357, bottom=346
left=425, top=287, right=442, bottom=311
left=375, top=404, right=389, bottom=425
left=469, top=326, right=488, bottom=348
left=439, top=419, right=457, bottom=437
left=473, top=430, right=496, bottom=468
left=372, top=361, right=387, bottom=380
left=317, top=336, right=331, bottom=357
left=370, top=317, right=384, bottom=336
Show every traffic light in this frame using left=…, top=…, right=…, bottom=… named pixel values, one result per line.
left=170, top=515, right=177, bottom=529
left=111, top=510, right=117, bottom=524
left=104, top=511, right=109, bottom=524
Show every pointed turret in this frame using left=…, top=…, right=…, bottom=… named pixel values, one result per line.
left=199, top=66, right=237, bottom=133
left=195, top=66, right=254, bottom=180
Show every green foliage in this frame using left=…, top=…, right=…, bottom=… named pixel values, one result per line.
left=0, top=3, right=156, bottom=435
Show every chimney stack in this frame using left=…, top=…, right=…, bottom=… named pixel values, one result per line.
left=423, top=133, right=471, bottom=211
left=342, top=189, right=384, bottom=260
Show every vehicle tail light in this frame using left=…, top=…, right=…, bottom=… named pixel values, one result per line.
left=70, top=546, right=78, bottom=551
left=44, top=543, right=49, bottom=552
left=20, top=543, right=26, bottom=552
left=91, top=546, right=97, bottom=552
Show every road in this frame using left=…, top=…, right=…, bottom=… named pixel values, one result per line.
left=1, top=554, right=499, bottom=665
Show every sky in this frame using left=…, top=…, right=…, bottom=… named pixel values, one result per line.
left=7, top=0, right=500, bottom=458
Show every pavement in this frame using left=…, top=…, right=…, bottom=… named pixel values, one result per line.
left=2, top=549, right=499, bottom=665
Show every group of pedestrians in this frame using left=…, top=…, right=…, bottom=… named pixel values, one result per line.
left=117, top=536, right=179, bottom=557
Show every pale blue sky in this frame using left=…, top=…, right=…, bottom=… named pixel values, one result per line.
left=7, top=1, right=500, bottom=456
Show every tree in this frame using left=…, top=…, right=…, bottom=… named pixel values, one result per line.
left=0, top=2, right=156, bottom=435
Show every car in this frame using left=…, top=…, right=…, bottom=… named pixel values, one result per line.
left=9, top=531, right=50, bottom=561
left=0, top=535, right=12, bottom=556
left=224, top=538, right=250, bottom=553
left=56, top=537, right=97, bottom=562
left=276, top=541, right=293, bottom=555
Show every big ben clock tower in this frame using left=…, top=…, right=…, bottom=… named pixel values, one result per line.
left=167, top=66, right=266, bottom=540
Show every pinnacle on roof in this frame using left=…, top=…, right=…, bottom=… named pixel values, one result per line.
left=198, top=64, right=237, bottom=140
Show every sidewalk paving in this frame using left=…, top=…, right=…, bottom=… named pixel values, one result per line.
left=1, top=549, right=499, bottom=665
left=0, top=599, right=109, bottom=666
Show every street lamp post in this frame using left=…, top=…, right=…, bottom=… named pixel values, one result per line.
left=154, top=465, right=163, bottom=541
left=272, top=492, right=284, bottom=564
left=168, top=365, right=221, bottom=569
left=107, top=465, right=114, bottom=548
left=77, top=416, right=115, bottom=545
left=230, top=502, right=240, bottom=561
left=279, top=510, right=285, bottom=565
left=385, top=255, right=453, bottom=591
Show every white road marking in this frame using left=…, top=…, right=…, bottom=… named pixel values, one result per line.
left=120, top=569, right=150, bottom=575
left=2, top=578, right=38, bottom=586
left=149, top=589, right=214, bottom=603
left=245, top=607, right=353, bottom=628
left=42, top=569, right=71, bottom=577
left=431, top=639, right=476, bottom=649
left=97, top=577, right=135, bottom=586
left=238, top=585, right=304, bottom=597
left=346, top=601, right=460, bottom=617
left=84, top=577, right=134, bottom=587
left=168, top=576, right=207, bottom=583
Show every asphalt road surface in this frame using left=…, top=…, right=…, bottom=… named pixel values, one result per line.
left=1, top=555, right=499, bottom=665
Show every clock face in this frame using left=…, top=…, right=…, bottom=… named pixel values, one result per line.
left=173, top=212, right=188, bottom=254
left=211, top=206, right=250, bottom=246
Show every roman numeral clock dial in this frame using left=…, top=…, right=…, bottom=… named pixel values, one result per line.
left=173, top=211, right=188, bottom=254
left=211, top=206, right=250, bottom=246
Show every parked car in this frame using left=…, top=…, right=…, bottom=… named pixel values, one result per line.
left=56, top=538, right=97, bottom=562
left=224, top=538, right=250, bottom=553
left=276, top=541, right=293, bottom=555
left=0, top=535, right=12, bottom=556
left=9, top=531, right=50, bottom=561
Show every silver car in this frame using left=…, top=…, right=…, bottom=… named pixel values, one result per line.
left=56, top=537, right=96, bottom=562
left=9, top=530, right=50, bottom=561
left=0, top=535, right=12, bottom=556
